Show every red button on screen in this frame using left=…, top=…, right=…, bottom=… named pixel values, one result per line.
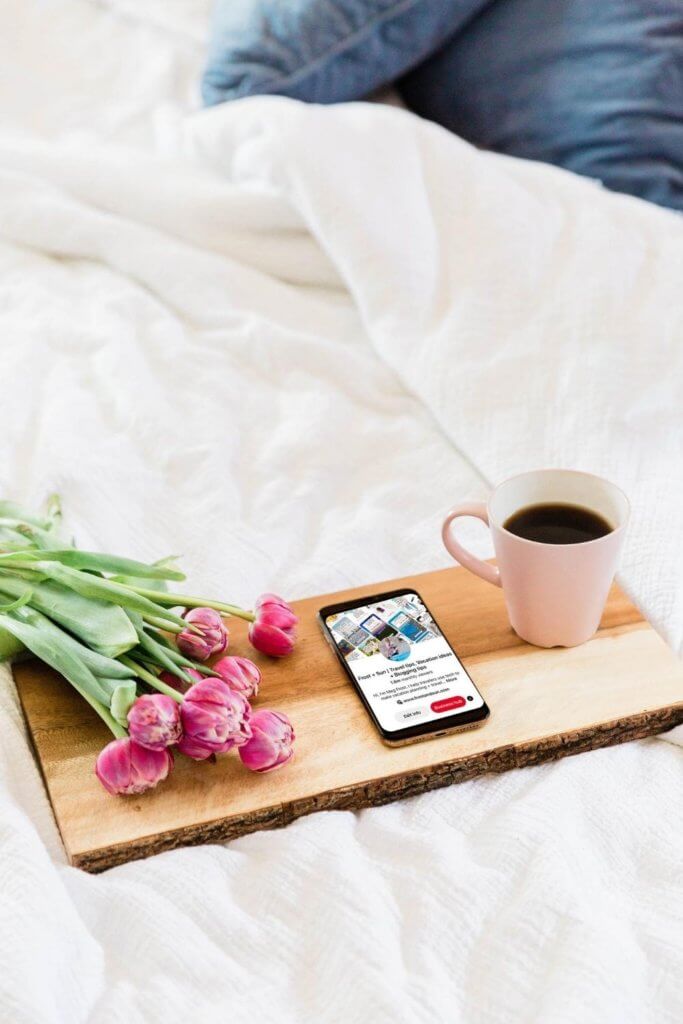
left=431, top=696, right=466, bottom=714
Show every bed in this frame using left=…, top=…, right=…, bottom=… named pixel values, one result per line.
left=0, top=2, right=681, bottom=1021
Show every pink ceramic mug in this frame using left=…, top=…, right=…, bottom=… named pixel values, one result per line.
left=442, top=469, right=630, bottom=647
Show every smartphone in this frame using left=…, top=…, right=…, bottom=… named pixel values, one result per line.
left=319, top=588, right=490, bottom=746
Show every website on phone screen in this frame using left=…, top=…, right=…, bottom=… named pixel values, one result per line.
left=326, top=593, right=483, bottom=732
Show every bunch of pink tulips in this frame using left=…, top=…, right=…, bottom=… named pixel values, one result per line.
left=0, top=499, right=300, bottom=799
left=96, top=594, right=297, bottom=796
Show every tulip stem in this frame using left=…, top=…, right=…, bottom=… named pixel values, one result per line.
left=143, top=614, right=183, bottom=634
left=120, top=656, right=184, bottom=704
left=74, top=682, right=127, bottom=739
left=123, top=586, right=256, bottom=622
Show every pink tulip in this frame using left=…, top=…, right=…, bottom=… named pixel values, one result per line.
left=127, top=694, right=181, bottom=751
left=212, top=656, right=261, bottom=700
left=177, top=678, right=252, bottom=760
left=159, top=668, right=203, bottom=695
left=238, top=709, right=295, bottom=773
left=95, top=737, right=173, bottom=796
left=248, top=593, right=298, bottom=658
left=177, top=607, right=228, bottom=662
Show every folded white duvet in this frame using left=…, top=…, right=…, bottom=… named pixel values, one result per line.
left=0, top=6, right=682, bottom=1021
left=188, top=96, right=683, bottom=651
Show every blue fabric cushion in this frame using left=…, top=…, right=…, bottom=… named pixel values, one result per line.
left=202, top=0, right=491, bottom=107
left=400, top=0, right=683, bottom=212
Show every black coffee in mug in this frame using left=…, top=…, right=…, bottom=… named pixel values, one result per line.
left=503, top=502, right=613, bottom=545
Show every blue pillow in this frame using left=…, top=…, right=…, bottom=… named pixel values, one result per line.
left=399, top=0, right=683, bottom=212
left=202, top=0, right=491, bottom=107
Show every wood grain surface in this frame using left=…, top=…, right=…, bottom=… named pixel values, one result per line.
left=13, top=566, right=683, bottom=872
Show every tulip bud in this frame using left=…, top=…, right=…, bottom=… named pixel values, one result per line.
left=95, top=737, right=173, bottom=796
left=177, top=607, right=228, bottom=662
left=177, top=678, right=252, bottom=760
left=248, top=594, right=297, bottom=658
left=127, top=694, right=181, bottom=751
left=212, top=656, right=261, bottom=700
left=238, top=709, right=295, bottom=773
left=159, top=668, right=203, bottom=695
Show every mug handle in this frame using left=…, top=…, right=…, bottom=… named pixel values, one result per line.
left=442, top=503, right=501, bottom=588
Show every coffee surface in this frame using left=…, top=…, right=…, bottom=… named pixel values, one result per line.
left=503, top=503, right=613, bottom=545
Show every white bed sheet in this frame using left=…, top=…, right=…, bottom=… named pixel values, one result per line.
left=0, top=4, right=681, bottom=1022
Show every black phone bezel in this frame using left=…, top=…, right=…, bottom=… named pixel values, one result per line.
left=318, top=587, right=490, bottom=744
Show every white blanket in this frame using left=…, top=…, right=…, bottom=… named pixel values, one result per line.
left=0, top=4, right=682, bottom=1022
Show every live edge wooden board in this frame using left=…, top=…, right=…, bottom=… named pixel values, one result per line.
left=13, top=566, right=683, bottom=872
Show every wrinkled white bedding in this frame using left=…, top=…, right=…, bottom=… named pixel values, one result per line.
left=0, top=3, right=682, bottom=1022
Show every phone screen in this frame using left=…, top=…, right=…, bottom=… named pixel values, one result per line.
left=324, top=592, right=484, bottom=734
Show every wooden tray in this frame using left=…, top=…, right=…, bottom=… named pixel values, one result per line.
left=13, top=566, right=683, bottom=872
